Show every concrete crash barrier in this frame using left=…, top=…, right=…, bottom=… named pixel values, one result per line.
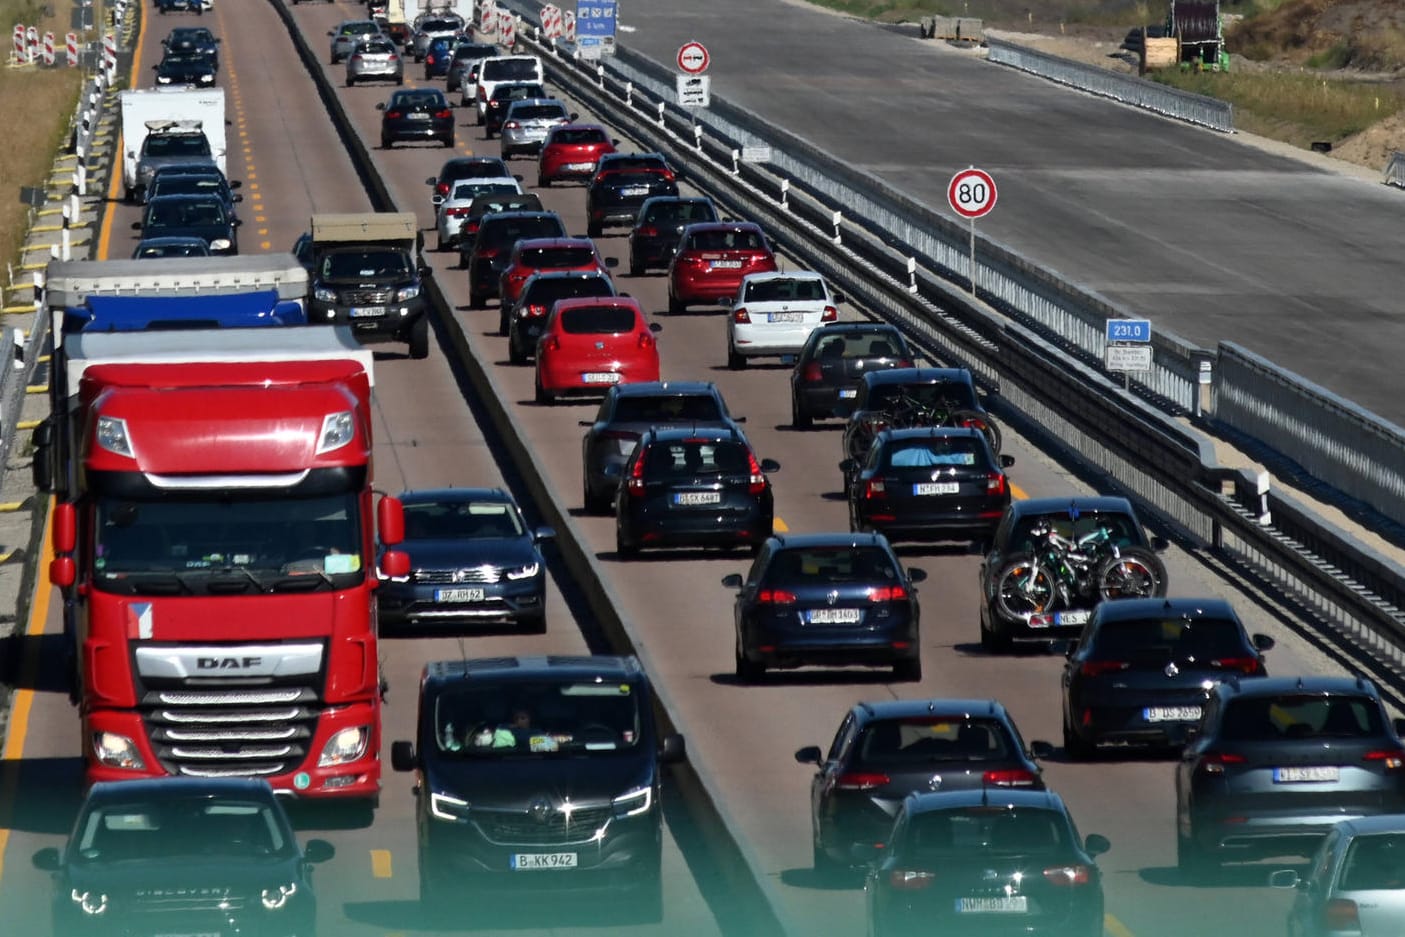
left=919, top=15, right=983, bottom=43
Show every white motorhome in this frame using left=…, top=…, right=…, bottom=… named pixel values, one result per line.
left=119, top=87, right=227, bottom=202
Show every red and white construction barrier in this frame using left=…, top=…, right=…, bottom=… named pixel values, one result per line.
left=497, top=10, right=515, bottom=46
left=66, top=31, right=78, bottom=67
left=102, top=31, right=116, bottom=74
left=12, top=25, right=24, bottom=62
left=541, top=4, right=562, bottom=39
left=42, top=31, right=54, bottom=66
left=26, top=25, right=38, bottom=64
left=478, top=1, right=496, bottom=36
left=563, top=10, right=575, bottom=42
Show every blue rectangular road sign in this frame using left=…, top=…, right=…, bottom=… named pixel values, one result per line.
left=1106, top=318, right=1152, bottom=343
left=576, top=0, right=617, bottom=40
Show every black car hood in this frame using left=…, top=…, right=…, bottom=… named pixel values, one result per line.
left=400, top=537, right=538, bottom=570
left=426, top=750, right=652, bottom=809
left=150, top=222, right=232, bottom=245
left=63, top=854, right=302, bottom=896
left=157, top=65, right=215, bottom=81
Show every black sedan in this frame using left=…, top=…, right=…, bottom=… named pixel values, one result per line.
left=845, top=426, right=1014, bottom=544
left=504, top=270, right=617, bottom=363
left=377, top=488, right=554, bottom=633
left=790, top=322, right=915, bottom=429
left=1061, top=596, right=1273, bottom=759
left=426, top=154, right=513, bottom=208
left=862, top=790, right=1109, bottom=937
left=615, top=426, right=777, bottom=558
left=627, top=195, right=718, bottom=276
left=34, top=778, right=333, bottom=937
left=723, top=531, right=924, bottom=683
left=153, top=50, right=217, bottom=87
left=161, top=26, right=219, bottom=68
left=796, top=698, right=1054, bottom=873
left=580, top=381, right=744, bottom=514
left=131, top=193, right=239, bottom=254
left=586, top=166, right=680, bottom=239
left=377, top=88, right=454, bottom=149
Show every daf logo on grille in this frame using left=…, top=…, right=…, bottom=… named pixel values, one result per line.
left=529, top=797, right=552, bottom=824
left=826, top=590, right=839, bottom=607
left=927, top=774, right=942, bottom=791
left=197, top=656, right=262, bottom=670
left=1165, top=661, right=1180, bottom=678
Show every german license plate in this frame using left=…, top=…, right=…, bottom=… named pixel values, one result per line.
left=620, top=186, right=649, bottom=197
left=435, top=588, right=485, bottom=602
left=408, top=112, right=431, bottom=120
left=768, top=312, right=804, bottom=323
left=838, top=388, right=858, bottom=398
left=1144, top=706, right=1202, bottom=723
left=674, top=491, right=721, bottom=506
left=582, top=372, right=621, bottom=384
left=565, top=161, right=595, bottom=171
left=1054, top=610, right=1090, bottom=626
left=913, top=482, right=959, bottom=495
left=349, top=306, right=386, bottom=318
left=511, top=852, right=578, bottom=870
left=956, top=896, right=1027, bottom=913
left=807, top=608, right=862, bottom=624
left=710, top=260, right=743, bottom=269
left=1274, top=766, right=1339, bottom=783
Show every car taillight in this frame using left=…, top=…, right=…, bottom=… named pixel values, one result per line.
left=1209, top=657, right=1260, bottom=674
left=895, top=358, right=914, bottom=367
left=757, top=588, right=797, bottom=605
left=863, top=478, right=885, bottom=499
left=638, top=331, right=655, bottom=349
left=1079, top=660, right=1130, bottom=677
left=836, top=772, right=889, bottom=791
left=444, top=206, right=470, bottom=217
left=523, top=304, right=547, bottom=318
left=887, top=869, right=935, bottom=890
left=1198, top=751, right=1247, bottom=775
left=987, top=472, right=1007, bottom=495
left=821, top=305, right=838, bottom=322
left=1364, top=749, right=1405, bottom=770
left=747, top=451, right=766, bottom=496
left=504, top=120, right=520, bottom=129
left=388, top=53, right=398, bottom=61
left=351, top=54, right=362, bottom=62
left=479, top=246, right=499, bottom=258
left=626, top=451, right=646, bottom=496
left=435, top=181, right=450, bottom=196
left=434, top=109, right=452, bottom=119
left=540, top=335, right=560, bottom=353
left=1042, top=864, right=1092, bottom=886
left=801, top=362, right=824, bottom=382
left=958, top=415, right=989, bottom=432
left=636, top=225, right=658, bottom=237
left=477, top=87, right=486, bottom=101
left=733, top=306, right=750, bottom=324
left=462, top=221, right=479, bottom=235
left=983, top=768, right=1038, bottom=787
left=386, top=110, right=403, bottom=119
left=868, top=584, right=908, bottom=602
left=1324, top=899, right=1361, bottom=931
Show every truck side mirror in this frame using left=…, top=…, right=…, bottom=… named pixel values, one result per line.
left=49, top=556, right=75, bottom=589
left=53, top=502, right=76, bottom=553
left=378, top=495, right=405, bottom=545
left=380, top=549, right=409, bottom=579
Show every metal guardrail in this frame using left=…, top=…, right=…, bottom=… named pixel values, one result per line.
left=1386, top=151, right=1405, bottom=188
left=985, top=37, right=1235, bottom=132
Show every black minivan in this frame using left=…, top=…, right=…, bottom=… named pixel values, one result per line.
left=392, top=655, right=684, bottom=920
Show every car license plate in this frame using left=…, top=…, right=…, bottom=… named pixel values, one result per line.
left=1274, top=766, right=1339, bottom=783
left=435, top=588, right=485, bottom=602
left=1144, top=706, right=1202, bottom=723
left=582, top=372, right=621, bottom=384
left=710, top=260, right=743, bottom=269
left=1054, top=610, right=1090, bottom=626
left=565, top=161, right=595, bottom=171
left=620, top=186, right=649, bottom=197
left=838, top=388, right=858, bottom=398
left=511, top=852, right=578, bottom=870
left=956, top=896, right=1027, bottom=913
left=767, top=312, right=805, bottom=323
left=807, top=608, right=862, bottom=624
left=913, top=482, right=960, bottom=495
left=674, top=491, right=721, bottom=506
left=408, top=112, right=431, bottom=120
left=349, top=306, right=386, bottom=318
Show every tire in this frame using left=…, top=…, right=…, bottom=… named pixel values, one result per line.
left=346, top=76, right=356, bottom=87
left=435, top=234, right=446, bottom=252
left=893, top=656, right=922, bottom=682
left=811, top=835, right=839, bottom=877
left=518, top=612, right=546, bottom=635
left=484, top=127, right=494, bottom=139
left=508, top=338, right=526, bottom=366
left=418, top=851, right=451, bottom=910
left=615, top=524, right=638, bottom=558
left=952, top=409, right=1002, bottom=455
left=395, top=75, right=403, bottom=86
left=734, top=640, right=764, bottom=683
left=498, top=310, right=510, bottom=337
left=407, top=317, right=429, bottom=360
left=582, top=480, right=612, bottom=516
left=382, top=137, right=393, bottom=150
left=629, top=258, right=644, bottom=277
left=534, top=375, right=553, bottom=406
left=1063, top=717, right=1095, bottom=761
left=468, top=286, right=485, bottom=310
left=727, top=343, right=746, bottom=370
left=538, top=175, right=550, bottom=188
left=1177, top=831, right=1215, bottom=885
left=123, top=185, right=135, bottom=204
left=980, top=612, right=1015, bottom=655
left=587, top=219, right=602, bottom=239
left=993, top=554, right=1056, bottom=623
left=1096, top=546, right=1167, bottom=601
left=443, top=135, right=454, bottom=149
left=792, top=398, right=812, bottom=430
left=668, top=295, right=684, bottom=315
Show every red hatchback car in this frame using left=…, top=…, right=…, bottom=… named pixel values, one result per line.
left=535, top=297, right=662, bottom=404
left=497, top=236, right=615, bottom=317
left=537, top=124, right=617, bottom=187
left=666, top=222, right=778, bottom=314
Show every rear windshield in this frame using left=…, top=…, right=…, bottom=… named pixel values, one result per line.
left=356, top=39, right=396, bottom=54
left=882, top=437, right=983, bottom=470
left=762, top=547, right=899, bottom=584
left=900, top=808, right=1069, bottom=860
left=321, top=249, right=412, bottom=281
left=483, top=217, right=564, bottom=246
left=522, top=247, right=594, bottom=268
left=511, top=104, right=566, bottom=121
left=643, top=200, right=715, bottom=225
left=451, top=180, right=518, bottom=200
left=559, top=305, right=636, bottom=334
left=145, top=200, right=226, bottom=228
left=453, top=45, right=495, bottom=61
left=149, top=177, right=226, bottom=199
left=483, top=58, right=539, bottom=80
left=644, top=440, right=753, bottom=478
left=812, top=330, right=902, bottom=360
left=420, top=17, right=460, bottom=31
left=855, top=718, right=1013, bottom=767
left=1219, top=695, right=1384, bottom=741
left=469, top=196, right=540, bottom=217
left=868, top=380, right=977, bottom=413
left=524, top=278, right=614, bottom=305
left=686, top=228, right=765, bottom=252
left=449, top=160, right=509, bottom=180
left=393, top=91, right=444, bottom=109
left=613, top=395, right=723, bottom=422
left=553, top=127, right=608, bottom=145
left=342, top=21, right=379, bottom=35
left=144, top=135, right=210, bottom=157
left=1341, top=834, right=1405, bottom=890
left=403, top=500, right=524, bottom=540
left=493, top=83, right=544, bottom=101
left=603, top=171, right=667, bottom=187
left=1088, top=616, right=1247, bottom=660
left=742, top=278, right=826, bottom=303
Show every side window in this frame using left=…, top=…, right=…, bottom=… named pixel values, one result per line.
left=826, top=712, right=857, bottom=763
left=1309, top=829, right=1340, bottom=886
left=742, top=544, right=770, bottom=589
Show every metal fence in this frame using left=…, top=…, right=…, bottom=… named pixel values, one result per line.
left=985, top=38, right=1235, bottom=132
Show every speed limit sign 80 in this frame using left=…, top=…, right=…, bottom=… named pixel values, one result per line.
left=947, top=167, right=997, bottom=220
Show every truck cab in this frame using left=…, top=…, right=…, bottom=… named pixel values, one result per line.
left=294, top=213, right=431, bottom=360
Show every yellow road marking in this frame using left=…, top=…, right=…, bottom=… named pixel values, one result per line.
left=1011, top=482, right=1028, bottom=501
left=773, top=517, right=789, bottom=533
left=370, top=849, right=393, bottom=878
left=1105, top=914, right=1136, bottom=937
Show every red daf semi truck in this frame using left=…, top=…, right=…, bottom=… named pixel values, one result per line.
left=35, top=326, right=409, bottom=809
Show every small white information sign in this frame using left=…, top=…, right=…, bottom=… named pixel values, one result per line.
left=676, top=74, right=710, bottom=107
left=1106, top=345, right=1153, bottom=372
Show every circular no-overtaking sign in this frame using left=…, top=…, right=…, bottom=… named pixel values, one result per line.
left=677, top=40, right=709, bottom=75
left=948, top=167, right=997, bottom=220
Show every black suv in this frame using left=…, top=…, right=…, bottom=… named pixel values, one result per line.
left=462, top=210, right=567, bottom=309
left=580, top=381, right=745, bottom=514
left=1061, top=596, right=1273, bottom=759
left=795, top=698, right=1054, bottom=872
left=391, top=655, right=684, bottom=919
left=586, top=159, right=681, bottom=239
left=978, top=496, right=1169, bottom=653
left=790, top=322, right=915, bottom=429
left=1175, top=675, right=1405, bottom=880
left=614, top=426, right=778, bottom=557
left=627, top=195, right=718, bottom=276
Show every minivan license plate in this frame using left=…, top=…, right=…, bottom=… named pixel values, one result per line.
left=1144, top=706, right=1201, bottom=723
left=511, top=852, right=577, bottom=870
left=435, top=588, right=485, bottom=602
left=956, top=896, right=1027, bottom=913
left=807, top=608, right=861, bottom=624
left=1274, top=766, right=1339, bottom=783
left=674, top=491, right=721, bottom=506
left=913, top=482, right=959, bottom=495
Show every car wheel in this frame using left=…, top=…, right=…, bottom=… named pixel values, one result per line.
left=1062, top=717, right=1095, bottom=761
left=629, top=258, right=644, bottom=277
left=407, top=317, right=429, bottom=360
left=498, top=310, right=511, bottom=337
left=668, top=295, right=684, bottom=315
left=587, top=219, right=602, bottom=239
left=418, top=850, right=452, bottom=910
left=727, top=343, right=746, bottom=370
left=1177, top=831, right=1215, bottom=885
left=346, top=76, right=356, bottom=87
left=534, top=375, right=553, bottom=406
left=382, top=136, right=393, bottom=149
left=980, top=613, right=1014, bottom=655
left=508, top=338, right=526, bottom=366
left=444, top=135, right=455, bottom=148
left=395, top=75, right=403, bottom=85
left=792, top=398, right=813, bottom=430
left=519, top=612, right=547, bottom=635
left=538, top=176, right=550, bottom=188
left=615, top=524, right=638, bottom=558
left=435, top=234, right=446, bottom=252
left=623, top=868, right=663, bottom=925
left=468, top=287, right=485, bottom=310
left=812, top=835, right=840, bottom=878
left=583, top=480, right=611, bottom=516
left=734, top=641, right=765, bottom=684
left=893, top=656, right=922, bottom=682
left=485, top=127, right=494, bottom=139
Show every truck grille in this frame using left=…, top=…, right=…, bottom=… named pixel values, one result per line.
left=413, top=565, right=503, bottom=584
left=340, top=288, right=393, bottom=305
left=141, top=687, right=320, bottom=779
left=474, top=805, right=613, bottom=846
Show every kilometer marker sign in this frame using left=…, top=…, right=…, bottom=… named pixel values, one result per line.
left=948, top=167, right=997, bottom=294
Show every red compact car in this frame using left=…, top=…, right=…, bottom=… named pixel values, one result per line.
left=535, top=297, right=662, bottom=404
left=666, top=222, right=778, bottom=314
left=498, top=237, right=615, bottom=312
left=537, top=124, right=617, bottom=187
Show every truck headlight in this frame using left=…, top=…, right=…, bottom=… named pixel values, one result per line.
left=313, top=287, right=337, bottom=304
left=505, top=561, right=540, bottom=580
left=93, top=731, right=144, bottom=770
left=395, top=284, right=420, bottom=302
left=260, top=883, right=297, bottom=910
left=209, top=238, right=231, bottom=250
left=316, top=410, right=355, bottom=454
left=318, top=726, right=369, bottom=767
left=613, top=785, right=652, bottom=818
left=95, top=416, right=133, bottom=457
left=69, top=890, right=108, bottom=915
left=430, top=792, right=471, bottom=821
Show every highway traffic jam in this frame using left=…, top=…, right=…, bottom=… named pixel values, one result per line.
left=7, top=0, right=1405, bottom=936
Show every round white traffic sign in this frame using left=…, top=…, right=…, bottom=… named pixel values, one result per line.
left=947, top=167, right=997, bottom=220
left=676, top=40, right=709, bottom=75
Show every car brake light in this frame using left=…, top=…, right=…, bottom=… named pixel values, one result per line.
left=1324, top=899, right=1361, bottom=931
left=757, top=588, right=797, bottom=605
left=1079, top=660, right=1130, bottom=677
left=638, top=331, right=654, bottom=349
left=386, top=110, right=403, bottom=119
left=895, top=358, right=914, bottom=367
left=434, top=109, right=452, bottom=119
left=836, top=772, right=889, bottom=791
left=477, top=87, right=486, bottom=101
left=388, top=53, right=398, bottom=61
left=626, top=450, right=646, bottom=496
left=1364, top=749, right=1405, bottom=770
left=505, top=120, right=520, bottom=129
left=863, top=478, right=885, bottom=499
left=987, top=472, right=1007, bottom=495
left=524, top=304, right=547, bottom=318
left=821, top=305, right=838, bottom=322
left=802, top=361, right=824, bottom=383
left=1209, top=657, right=1260, bottom=675
left=479, top=246, right=499, bottom=258
left=868, top=584, right=908, bottom=602
left=1042, top=864, right=1092, bottom=886
left=636, top=225, right=658, bottom=237
left=983, top=768, right=1038, bottom=787
left=435, top=181, right=450, bottom=196
left=541, top=335, right=560, bottom=353
left=958, top=415, right=989, bottom=432
left=733, top=306, right=751, bottom=324
left=444, top=206, right=470, bottom=217
left=1198, top=751, right=1247, bottom=775
left=888, top=869, right=935, bottom=890
left=747, top=451, right=766, bottom=496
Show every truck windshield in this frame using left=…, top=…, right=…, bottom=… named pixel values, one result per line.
left=92, top=492, right=363, bottom=592
left=321, top=249, right=412, bottom=281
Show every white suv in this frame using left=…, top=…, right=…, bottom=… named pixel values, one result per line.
left=474, top=54, right=544, bottom=122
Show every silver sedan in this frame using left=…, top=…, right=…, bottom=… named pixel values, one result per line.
left=346, top=37, right=403, bottom=86
left=435, top=177, right=524, bottom=251
left=1273, top=815, right=1405, bottom=936
left=499, top=99, right=574, bottom=159
left=328, top=20, right=381, bottom=65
